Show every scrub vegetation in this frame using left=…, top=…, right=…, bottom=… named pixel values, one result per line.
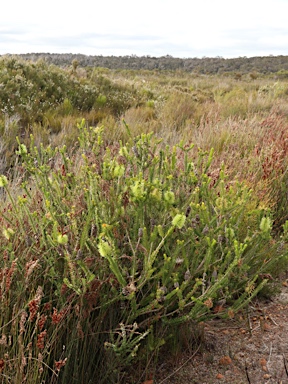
left=0, top=56, right=288, bottom=383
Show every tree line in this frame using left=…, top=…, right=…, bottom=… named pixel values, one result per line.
left=2, top=53, right=288, bottom=75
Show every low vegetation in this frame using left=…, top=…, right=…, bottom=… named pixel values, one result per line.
left=0, top=56, right=288, bottom=383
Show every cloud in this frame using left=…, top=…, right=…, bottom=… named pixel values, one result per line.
left=0, top=30, right=170, bottom=57
left=1, top=0, right=288, bottom=58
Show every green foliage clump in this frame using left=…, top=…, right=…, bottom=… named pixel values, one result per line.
left=0, top=58, right=95, bottom=123
left=0, top=122, right=286, bottom=383
left=0, top=57, right=142, bottom=129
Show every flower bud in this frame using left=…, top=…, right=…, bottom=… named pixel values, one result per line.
left=0, top=175, right=8, bottom=187
left=57, top=234, right=68, bottom=245
left=164, top=191, right=175, bottom=205
left=172, top=214, right=186, bottom=229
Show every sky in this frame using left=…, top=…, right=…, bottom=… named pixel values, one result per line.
left=1, top=0, right=288, bottom=59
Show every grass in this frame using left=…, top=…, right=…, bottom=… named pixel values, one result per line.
left=0, top=57, right=288, bottom=383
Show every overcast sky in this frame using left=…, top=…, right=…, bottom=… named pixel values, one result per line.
left=1, top=0, right=288, bottom=59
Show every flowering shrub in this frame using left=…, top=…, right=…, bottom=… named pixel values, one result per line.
left=0, top=122, right=286, bottom=383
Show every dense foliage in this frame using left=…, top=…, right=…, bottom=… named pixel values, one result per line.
left=0, top=57, right=288, bottom=383
left=0, top=57, right=141, bottom=124
left=0, top=125, right=286, bottom=383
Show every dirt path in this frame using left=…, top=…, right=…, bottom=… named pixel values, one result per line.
left=156, top=284, right=288, bottom=384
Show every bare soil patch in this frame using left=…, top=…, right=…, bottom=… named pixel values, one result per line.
left=156, top=284, right=288, bottom=384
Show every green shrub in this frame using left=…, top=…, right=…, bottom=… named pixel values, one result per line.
left=0, top=121, right=286, bottom=383
left=0, top=57, right=142, bottom=130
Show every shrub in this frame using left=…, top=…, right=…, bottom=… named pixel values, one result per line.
left=0, top=122, right=286, bottom=383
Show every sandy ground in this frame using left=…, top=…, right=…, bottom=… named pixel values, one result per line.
left=155, top=283, right=288, bottom=384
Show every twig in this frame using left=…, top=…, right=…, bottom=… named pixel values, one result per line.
left=267, top=342, right=273, bottom=365
left=157, top=344, right=201, bottom=384
left=246, top=307, right=253, bottom=336
left=245, top=363, right=251, bottom=384
left=283, top=354, right=288, bottom=377
left=252, top=324, right=260, bottom=332
left=268, top=315, right=278, bottom=326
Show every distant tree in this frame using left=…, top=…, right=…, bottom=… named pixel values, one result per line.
left=4, top=52, right=288, bottom=74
